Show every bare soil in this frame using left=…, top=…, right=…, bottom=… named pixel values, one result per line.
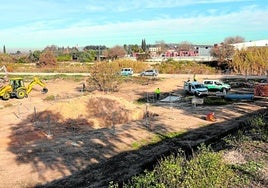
left=0, top=75, right=267, bottom=188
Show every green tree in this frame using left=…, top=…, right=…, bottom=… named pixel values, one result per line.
left=28, top=50, right=41, bottom=62
left=141, top=39, right=146, bottom=52
left=79, top=50, right=96, bottom=62
left=3, top=45, right=6, bottom=54
left=57, top=54, right=72, bottom=62
left=123, top=44, right=131, bottom=55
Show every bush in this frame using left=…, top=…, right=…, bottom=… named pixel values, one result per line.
left=57, top=54, right=72, bottom=62
left=87, top=62, right=122, bottom=91
left=182, top=145, right=235, bottom=188
left=111, top=59, right=149, bottom=73
left=204, top=97, right=229, bottom=105
left=113, top=145, right=238, bottom=188
left=154, top=59, right=217, bottom=74
left=87, top=59, right=151, bottom=92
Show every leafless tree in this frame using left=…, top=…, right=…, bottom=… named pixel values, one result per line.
left=37, top=51, right=57, bottom=67
left=103, top=45, right=126, bottom=60
left=224, top=36, right=245, bottom=44
left=177, top=41, right=193, bottom=51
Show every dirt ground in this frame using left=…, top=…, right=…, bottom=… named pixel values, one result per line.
left=0, top=75, right=267, bottom=188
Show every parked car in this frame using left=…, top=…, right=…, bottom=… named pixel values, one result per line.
left=140, top=69, right=158, bottom=77
left=120, top=68, right=133, bottom=76
left=203, top=80, right=231, bottom=92
left=184, top=81, right=208, bottom=97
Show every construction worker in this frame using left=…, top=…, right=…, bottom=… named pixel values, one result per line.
left=155, top=88, right=160, bottom=100
left=193, top=74, right=197, bottom=82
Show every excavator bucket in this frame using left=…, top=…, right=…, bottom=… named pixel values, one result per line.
left=42, top=88, right=48, bottom=93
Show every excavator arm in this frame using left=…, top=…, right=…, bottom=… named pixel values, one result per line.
left=26, top=77, right=48, bottom=94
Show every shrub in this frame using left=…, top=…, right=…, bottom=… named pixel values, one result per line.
left=113, top=145, right=238, bottom=188
left=87, top=62, right=122, bottom=91
left=154, top=152, right=184, bottom=187
left=247, top=115, right=268, bottom=141
left=182, top=145, right=236, bottom=188
left=111, top=59, right=149, bottom=73
left=57, top=54, right=72, bottom=62
left=204, top=97, right=229, bottom=105
left=154, top=59, right=217, bottom=74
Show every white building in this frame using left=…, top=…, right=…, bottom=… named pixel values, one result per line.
left=232, top=40, right=268, bottom=50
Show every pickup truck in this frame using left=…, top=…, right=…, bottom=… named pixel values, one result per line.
left=203, top=80, right=231, bottom=92
left=184, top=81, right=208, bottom=97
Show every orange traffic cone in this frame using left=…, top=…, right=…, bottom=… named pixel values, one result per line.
left=206, top=112, right=216, bottom=122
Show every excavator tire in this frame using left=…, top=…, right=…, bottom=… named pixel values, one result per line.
left=16, top=89, right=26, bottom=99
left=2, top=92, right=10, bottom=100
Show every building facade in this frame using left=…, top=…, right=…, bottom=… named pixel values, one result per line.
left=232, top=40, right=268, bottom=50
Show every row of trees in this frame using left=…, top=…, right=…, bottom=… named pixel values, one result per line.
left=1, top=36, right=267, bottom=78
left=0, top=45, right=129, bottom=66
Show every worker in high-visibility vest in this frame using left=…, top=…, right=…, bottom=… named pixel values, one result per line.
left=193, top=74, right=197, bottom=82
left=155, top=88, right=160, bottom=100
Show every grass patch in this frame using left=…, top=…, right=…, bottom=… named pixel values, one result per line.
left=161, top=131, right=186, bottom=139
left=131, top=132, right=185, bottom=150
left=7, top=74, right=86, bottom=82
left=204, top=97, right=229, bottom=105
left=131, top=135, right=162, bottom=150
left=44, top=95, right=57, bottom=101
left=232, top=161, right=264, bottom=179
left=3, top=102, right=13, bottom=108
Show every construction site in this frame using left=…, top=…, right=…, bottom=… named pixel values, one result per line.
left=0, top=71, right=267, bottom=187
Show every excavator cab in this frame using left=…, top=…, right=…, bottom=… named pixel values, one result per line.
left=10, top=78, right=24, bottom=90
left=9, top=78, right=28, bottom=99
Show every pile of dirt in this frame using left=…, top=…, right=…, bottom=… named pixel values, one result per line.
left=34, top=95, right=144, bottom=129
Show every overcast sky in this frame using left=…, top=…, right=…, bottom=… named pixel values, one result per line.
left=0, top=0, right=267, bottom=52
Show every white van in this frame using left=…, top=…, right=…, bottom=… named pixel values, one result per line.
left=120, top=68, right=133, bottom=76
left=184, top=81, right=208, bottom=97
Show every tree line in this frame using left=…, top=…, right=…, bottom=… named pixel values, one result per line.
left=1, top=36, right=267, bottom=78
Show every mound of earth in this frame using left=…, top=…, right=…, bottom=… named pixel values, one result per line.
left=34, top=95, right=144, bottom=129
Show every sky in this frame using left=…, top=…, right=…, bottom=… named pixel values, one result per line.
left=0, top=0, right=268, bottom=52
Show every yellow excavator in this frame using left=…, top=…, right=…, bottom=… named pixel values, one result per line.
left=0, top=77, right=48, bottom=100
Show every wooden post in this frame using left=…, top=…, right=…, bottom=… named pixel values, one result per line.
left=47, top=115, right=52, bottom=138
left=33, top=106, right=37, bottom=125
left=111, top=112, right=116, bottom=135
left=145, top=104, right=150, bottom=129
